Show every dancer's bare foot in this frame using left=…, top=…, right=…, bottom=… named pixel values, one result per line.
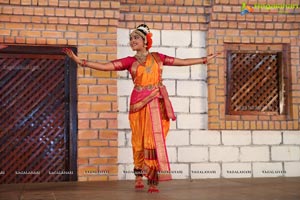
left=135, top=176, right=144, bottom=189
left=148, top=185, right=159, bottom=193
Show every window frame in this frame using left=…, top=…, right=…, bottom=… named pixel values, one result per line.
left=225, top=47, right=291, bottom=118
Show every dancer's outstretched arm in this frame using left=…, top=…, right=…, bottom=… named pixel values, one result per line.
left=62, top=48, right=115, bottom=71
left=63, top=48, right=222, bottom=70
left=173, top=52, right=221, bottom=66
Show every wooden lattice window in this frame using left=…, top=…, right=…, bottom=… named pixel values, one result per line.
left=226, top=51, right=288, bottom=115
left=0, top=46, right=78, bottom=184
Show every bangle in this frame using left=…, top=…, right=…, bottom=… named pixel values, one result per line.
left=80, top=59, right=87, bottom=67
left=202, top=58, right=207, bottom=64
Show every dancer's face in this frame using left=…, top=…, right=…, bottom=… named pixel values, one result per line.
left=129, top=32, right=146, bottom=51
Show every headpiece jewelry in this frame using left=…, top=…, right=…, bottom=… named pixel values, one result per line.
left=131, top=24, right=153, bottom=50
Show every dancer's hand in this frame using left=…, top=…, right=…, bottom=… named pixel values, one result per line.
left=207, top=51, right=222, bottom=61
left=0, top=45, right=8, bottom=50
left=62, top=48, right=81, bottom=64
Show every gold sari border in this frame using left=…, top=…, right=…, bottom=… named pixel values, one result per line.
left=159, top=85, right=176, bottom=121
left=149, top=98, right=172, bottom=181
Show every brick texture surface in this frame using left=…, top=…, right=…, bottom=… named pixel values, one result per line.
left=207, top=1, right=300, bottom=130
left=0, top=0, right=120, bottom=181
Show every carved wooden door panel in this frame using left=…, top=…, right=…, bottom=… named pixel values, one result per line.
left=0, top=46, right=77, bottom=184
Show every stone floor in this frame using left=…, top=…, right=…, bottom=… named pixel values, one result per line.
left=1, top=178, right=300, bottom=200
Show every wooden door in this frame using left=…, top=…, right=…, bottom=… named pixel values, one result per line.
left=0, top=46, right=77, bottom=184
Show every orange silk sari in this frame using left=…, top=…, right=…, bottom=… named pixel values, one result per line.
left=129, top=53, right=175, bottom=184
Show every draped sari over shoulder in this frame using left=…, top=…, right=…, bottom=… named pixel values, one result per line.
left=112, top=52, right=175, bottom=184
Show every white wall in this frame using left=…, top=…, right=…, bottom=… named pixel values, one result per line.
left=116, top=28, right=300, bottom=180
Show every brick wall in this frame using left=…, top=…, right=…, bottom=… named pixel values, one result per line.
left=118, top=0, right=211, bottom=30
left=0, top=0, right=120, bottom=181
left=200, top=0, right=300, bottom=178
left=190, top=130, right=300, bottom=178
left=207, top=0, right=300, bottom=130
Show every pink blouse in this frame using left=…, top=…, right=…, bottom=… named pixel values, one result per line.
left=111, top=52, right=175, bottom=71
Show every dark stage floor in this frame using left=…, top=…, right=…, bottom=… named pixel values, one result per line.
left=1, top=178, right=300, bottom=200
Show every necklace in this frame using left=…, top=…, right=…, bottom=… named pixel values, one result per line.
left=135, top=52, right=154, bottom=74
left=135, top=52, right=148, bottom=63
